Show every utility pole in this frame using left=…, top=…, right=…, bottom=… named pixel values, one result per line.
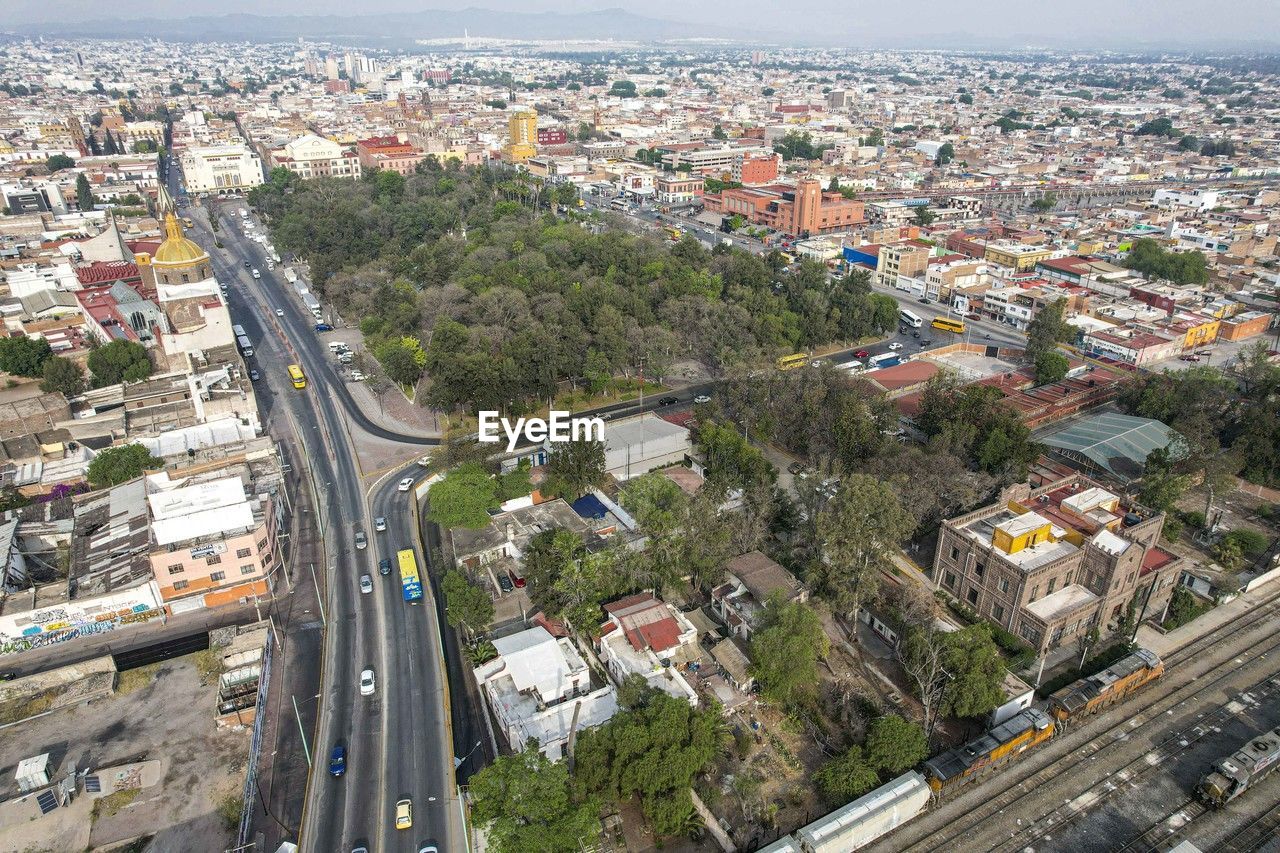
left=292, top=694, right=312, bottom=768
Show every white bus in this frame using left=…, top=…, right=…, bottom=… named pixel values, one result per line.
left=610, top=198, right=628, bottom=210
left=899, top=308, right=924, bottom=328
left=232, top=324, right=248, bottom=339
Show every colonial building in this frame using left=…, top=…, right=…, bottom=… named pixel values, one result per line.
left=931, top=474, right=1183, bottom=655
left=267, top=134, right=361, bottom=180
left=178, top=145, right=264, bottom=194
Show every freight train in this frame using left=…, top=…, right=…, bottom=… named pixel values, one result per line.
left=1197, top=725, right=1280, bottom=805
left=756, top=647, right=1167, bottom=851
left=1048, top=648, right=1165, bottom=722
left=922, top=708, right=1056, bottom=792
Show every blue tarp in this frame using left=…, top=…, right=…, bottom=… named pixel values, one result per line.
left=571, top=494, right=609, bottom=520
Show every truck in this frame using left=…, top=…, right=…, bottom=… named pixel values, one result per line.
left=283, top=268, right=299, bottom=284
left=867, top=353, right=901, bottom=369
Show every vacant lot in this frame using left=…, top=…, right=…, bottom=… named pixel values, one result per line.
left=0, top=652, right=249, bottom=853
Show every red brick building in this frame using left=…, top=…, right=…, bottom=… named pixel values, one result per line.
left=735, top=153, right=779, bottom=185
left=356, top=135, right=426, bottom=176
left=537, top=128, right=568, bottom=146
left=718, top=178, right=864, bottom=237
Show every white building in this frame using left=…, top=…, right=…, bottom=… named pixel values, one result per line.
left=597, top=593, right=698, bottom=706
left=587, top=412, right=691, bottom=482
left=474, top=625, right=618, bottom=759
left=1153, top=188, right=1220, bottom=212
left=179, top=145, right=265, bottom=194
left=268, top=134, right=361, bottom=181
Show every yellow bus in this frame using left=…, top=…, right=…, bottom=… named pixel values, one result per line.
left=932, top=317, right=966, bottom=334
left=397, top=549, right=423, bottom=603
left=776, top=353, right=808, bottom=371
left=287, top=364, right=306, bottom=389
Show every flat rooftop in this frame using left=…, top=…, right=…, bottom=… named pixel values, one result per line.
left=1024, top=583, right=1099, bottom=622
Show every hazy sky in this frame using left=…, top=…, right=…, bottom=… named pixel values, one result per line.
left=5, top=0, right=1280, bottom=47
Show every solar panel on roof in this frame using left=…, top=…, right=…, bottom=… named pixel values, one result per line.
left=35, top=790, right=58, bottom=814
left=84, top=775, right=101, bottom=793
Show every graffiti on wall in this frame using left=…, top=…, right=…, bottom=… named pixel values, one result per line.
left=0, top=606, right=163, bottom=656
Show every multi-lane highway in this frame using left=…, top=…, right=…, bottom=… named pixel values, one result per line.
left=183, top=195, right=465, bottom=852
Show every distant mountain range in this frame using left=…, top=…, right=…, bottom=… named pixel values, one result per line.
left=1, top=6, right=771, bottom=45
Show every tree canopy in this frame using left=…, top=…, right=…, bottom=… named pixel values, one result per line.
left=469, top=748, right=600, bottom=853
left=0, top=336, right=52, bottom=377
left=40, top=356, right=85, bottom=396
left=572, top=682, right=726, bottom=838
left=865, top=714, right=928, bottom=775
left=88, top=444, right=163, bottom=487
left=543, top=436, right=606, bottom=500
left=87, top=340, right=151, bottom=387
left=1123, top=238, right=1209, bottom=285
left=426, top=462, right=504, bottom=528
left=749, top=592, right=829, bottom=708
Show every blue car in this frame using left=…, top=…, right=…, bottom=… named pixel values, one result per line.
left=315, top=323, right=334, bottom=332
left=329, top=744, right=346, bottom=777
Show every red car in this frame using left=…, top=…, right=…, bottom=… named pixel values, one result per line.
left=854, top=349, right=870, bottom=359
left=508, top=569, right=526, bottom=589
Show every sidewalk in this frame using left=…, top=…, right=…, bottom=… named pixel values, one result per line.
left=1136, top=576, right=1280, bottom=658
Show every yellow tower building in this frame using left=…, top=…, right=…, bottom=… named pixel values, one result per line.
left=506, top=110, right=537, bottom=162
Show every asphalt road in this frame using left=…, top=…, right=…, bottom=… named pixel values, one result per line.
left=191, top=203, right=461, bottom=852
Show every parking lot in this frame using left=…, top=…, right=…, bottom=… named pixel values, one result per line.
left=0, top=652, right=249, bottom=853
left=1146, top=333, right=1277, bottom=372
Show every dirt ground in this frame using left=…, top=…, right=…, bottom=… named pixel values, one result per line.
left=0, top=652, right=249, bottom=853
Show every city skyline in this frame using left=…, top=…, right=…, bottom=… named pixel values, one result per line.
left=2, top=0, right=1280, bottom=48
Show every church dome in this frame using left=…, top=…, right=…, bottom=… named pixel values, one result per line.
left=153, top=212, right=208, bottom=268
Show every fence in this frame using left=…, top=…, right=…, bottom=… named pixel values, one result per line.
left=236, top=624, right=274, bottom=848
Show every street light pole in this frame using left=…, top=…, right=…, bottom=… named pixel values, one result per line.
left=292, top=694, right=312, bottom=769
left=309, top=563, right=326, bottom=626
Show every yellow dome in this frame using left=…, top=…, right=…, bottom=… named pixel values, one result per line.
left=153, top=212, right=208, bottom=268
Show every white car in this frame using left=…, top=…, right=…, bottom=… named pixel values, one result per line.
left=275, top=308, right=284, bottom=317
left=251, top=268, right=261, bottom=279
left=374, top=516, right=387, bottom=532
left=693, top=395, right=711, bottom=404
left=354, top=531, right=367, bottom=550
left=359, top=668, right=375, bottom=696
left=349, top=371, right=366, bottom=382
left=359, top=574, right=373, bottom=594
left=888, top=342, right=903, bottom=351
left=398, top=477, right=415, bottom=492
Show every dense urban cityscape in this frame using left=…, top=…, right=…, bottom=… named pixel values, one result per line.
left=0, top=6, right=1277, bottom=853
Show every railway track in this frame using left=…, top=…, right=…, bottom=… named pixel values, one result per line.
left=894, top=588, right=1280, bottom=853
left=1216, top=798, right=1280, bottom=853
left=992, top=671, right=1280, bottom=852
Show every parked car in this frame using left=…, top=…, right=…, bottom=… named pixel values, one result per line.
left=657, top=396, right=679, bottom=406
left=497, top=574, right=514, bottom=593
left=888, top=342, right=903, bottom=351
left=787, top=461, right=805, bottom=475
left=911, top=330, right=921, bottom=338
left=329, top=745, right=346, bottom=777
left=315, top=323, right=334, bottom=332
left=350, top=371, right=366, bottom=382
left=919, top=339, right=933, bottom=347
left=693, top=394, right=711, bottom=404
left=359, top=574, right=373, bottom=594
left=354, top=531, right=367, bottom=550
left=398, top=477, right=415, bottom=492
left=378, top=558, right=392, bottom=576
left=1180, top=354, right=1201, bottom=362
left=508, top=569, right=526, bottom=589
left=249, top=369, right=260, bottom=381
left=917, top=297, right=930, bottom=304
left=374, top=516, right=387, bottom=532
left=1194, top=349, right=1212, bottom=357
left=854, top=349, right=870, bottom=358
left=359, top=669, right=376, bottom=696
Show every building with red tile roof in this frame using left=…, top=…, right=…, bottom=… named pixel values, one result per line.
left=597, top=593, right=698, bottom=705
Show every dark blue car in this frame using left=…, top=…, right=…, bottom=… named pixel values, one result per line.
left=329, top=744, right=346, bottom=777
left=315, top=323, right=334, bottom=332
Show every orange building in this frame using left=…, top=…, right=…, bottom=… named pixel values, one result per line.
left=357, top=135, right=426, bottom=176
left=735, top=153, right=779, bottom=185
left=719, top=178, right=863, bottom=237
left=1218, top=310, right=1274, bottom=341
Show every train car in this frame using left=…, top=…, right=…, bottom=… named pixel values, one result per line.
left=923, top=708, right=1055, bottom=793
left=1197, top=726, right=1280, bottom=806
left=798, top=771, right=930, bottom=852
left=1048, top=648, right=1165, bottom=722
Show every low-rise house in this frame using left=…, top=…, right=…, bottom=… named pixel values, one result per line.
left=712, top=551, right=808, bottom=640
left=597, top=593, right=698, bottom=705
left=474, top=625, right=617, bottom=759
